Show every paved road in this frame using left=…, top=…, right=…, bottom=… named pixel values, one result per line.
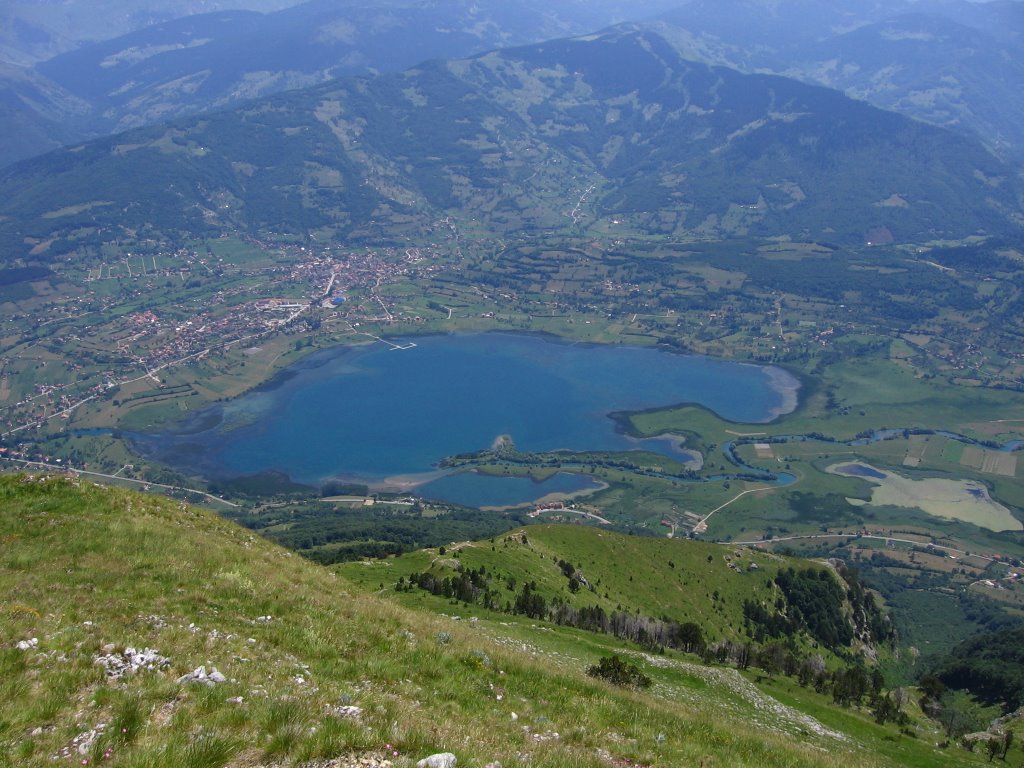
left=731, top=532, right=995, bottom=564
left=0, top=456, right=239, bottom=508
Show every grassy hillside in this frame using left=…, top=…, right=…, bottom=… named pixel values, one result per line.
left=1, top=472, right=1004, bottom=768
left=339, top=524, right=842, bottom=649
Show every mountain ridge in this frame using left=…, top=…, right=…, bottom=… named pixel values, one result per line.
left=0, top=0, right=681, bottom=168
left=644, top=0, right=1024, bottom=162
left=2, top=28, right=1020, bottom=263
left=8, top=0, right=1024, bottom=170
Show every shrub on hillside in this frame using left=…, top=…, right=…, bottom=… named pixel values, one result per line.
left=587, top=655, right=651, bottom=688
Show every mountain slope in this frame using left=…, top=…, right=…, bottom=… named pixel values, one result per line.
left=338, top=523, right=894, bottom=657
left=1, top=29, right=1020, bottom=264
left=0, top=63, right=95, bottom=168
left=33, top=1, right=589, bottom=133
left=645, top=0, right=1024, bottom=162
left=3, top=0, right=681, bottom=167
left=786, top=13, right=1024, bottom=161
left=0, top=0, right=303, bottom=66
left=9, top=0, right=1024, bottom=169
left=0, top=472, right=917, bottom=768
left=654, top=0, right=919, bottom=56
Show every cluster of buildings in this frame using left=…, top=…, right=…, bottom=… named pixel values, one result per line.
left=0, top=239, right=453, bottom=442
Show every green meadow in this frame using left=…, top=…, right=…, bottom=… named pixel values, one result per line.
left=2, top=474, right=1011, bottom=768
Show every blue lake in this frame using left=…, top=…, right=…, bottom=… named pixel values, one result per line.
left=138, top=333, right=799, bottom=503
left=417, top=471, right=605, bottom=509
left=834, top=463, right=887, bottom=480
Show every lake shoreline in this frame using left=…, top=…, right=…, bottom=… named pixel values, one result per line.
left=764, top=366, right=803, bottom=421
left=139, top=331, right=801, bottom=506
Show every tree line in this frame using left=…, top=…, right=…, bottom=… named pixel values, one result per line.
left=399, top=558, right=908, bottom=727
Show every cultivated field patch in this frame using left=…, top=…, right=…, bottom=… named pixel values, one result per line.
left=981, top=451, right=1017, bottom=477
left=961, top=446, right=1017, bottom=477
left=903, top=434, right=931, bottom=467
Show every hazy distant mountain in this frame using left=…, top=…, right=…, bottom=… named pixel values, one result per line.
left=662, top=0, right=918, bottom=51
left=0, top=64, right=96, bottom=166
left=0, top=0, right=687, bottom=67
left=644, top=0, right=1024, bottom=162
left=2, top=29, right=1019, bottom=263
left=2, top=0, right=682, bottom=168
left=929, top=0, right=1024, bottom=44
left=786, top=13, right=1024, bottom=161
left=0, top=0, right=303, bottom=66
left=35, top=0, right=670, bottom=129
left=8, top=0, right=1023, bottom=169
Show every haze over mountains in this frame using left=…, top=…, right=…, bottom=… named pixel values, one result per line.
left=646, top=0, right=1024, bottom=161
left=0, top=0, right=682, bottom=166
left=2, top=0, right=1023, bottom=169
left=0, top=0, right=304, bottom=65
left=2, top=27, right=1020, bottom=263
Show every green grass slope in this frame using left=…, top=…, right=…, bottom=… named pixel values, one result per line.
left=347, top=523, right=901, bottom=658
left=0, top=473, right=989, bottom=768
left=341, top=525, right=805, bottom=648
left=338, top=525, right=1008, bottom=768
